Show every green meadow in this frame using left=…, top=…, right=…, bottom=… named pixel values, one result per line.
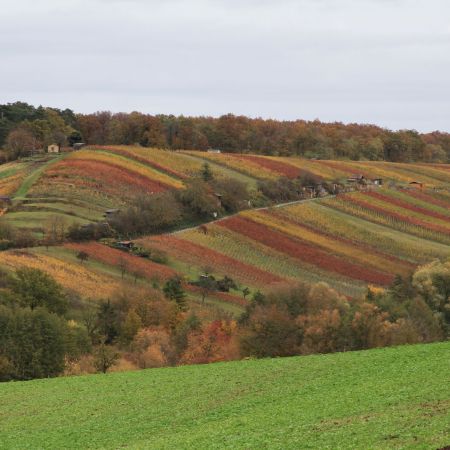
left=0, top=341, right=449, bottom=449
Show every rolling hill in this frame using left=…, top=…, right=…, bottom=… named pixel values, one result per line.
left=0, top=145, right=449, bottom=310
left=185, top=149, right=450, bottom=185
left=139, top=187, right=449, bottom=298
left=1, top=145, right=449, bottom=235
left=0, top=341, right=449, bottom=449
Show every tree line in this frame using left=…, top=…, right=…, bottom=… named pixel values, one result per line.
left=1, top=102, right=449, bottom=162
left=1, top=258, right=449, bottom=381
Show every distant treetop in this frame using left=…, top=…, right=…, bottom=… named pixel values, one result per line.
left=1, top=102, right=449, bottom=163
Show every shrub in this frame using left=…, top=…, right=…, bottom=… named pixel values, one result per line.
left=0, top=306, right=67, bottom=380
left=10, top=267, right=68, bottom=315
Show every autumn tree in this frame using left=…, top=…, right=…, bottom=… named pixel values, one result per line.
left=120, top=309, right=142, bottom=344
left=240, top=303, right=302, bottom=357
left=5, top=126, right=38, bottom=159
left=130, top=328, right=174, bottom=368
left=213, top=178, right=249, bottom=213
left=108, top=192, right=182, bottom=236
left=412, top=260, right=450, bottom=332
left=180, top=320, right=239, bottom=365
left=179, top=179, right=220, bottom=220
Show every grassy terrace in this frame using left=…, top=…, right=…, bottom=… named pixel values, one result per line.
left=0, top=341, right=449, bottom=449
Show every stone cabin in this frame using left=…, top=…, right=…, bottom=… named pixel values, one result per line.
left=47, top=143, right=60, bottom=153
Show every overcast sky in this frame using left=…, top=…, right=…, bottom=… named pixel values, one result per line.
left=1, top=0, right=450, bottom=131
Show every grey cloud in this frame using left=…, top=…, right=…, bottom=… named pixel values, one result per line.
left=1, top=0, right=450, bottom=131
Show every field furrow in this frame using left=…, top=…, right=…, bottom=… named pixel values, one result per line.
left=219, top=216, right=395, bottom=285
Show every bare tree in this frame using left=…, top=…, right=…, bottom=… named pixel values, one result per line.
left=6, top=127, right=40, bottom=159
left=132, top=269, right=144, bottom=285
left=76, top=251, right=89, bottom=265
left=44, top=215, right=67, bottom=246
left=93, top=342, right=119, bottom=374
left=118, top=256, right=129, bottom=279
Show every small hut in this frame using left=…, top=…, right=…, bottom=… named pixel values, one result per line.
left=47, top=143, right=60, bottom=153
left=347, top=174, right=365, bottom=184
left=409, top=181, right=423, bottom=189
left=116, top=241, right=135, bottom=250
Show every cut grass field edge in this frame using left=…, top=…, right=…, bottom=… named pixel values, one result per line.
left=2, top=339, right=447, bottom=385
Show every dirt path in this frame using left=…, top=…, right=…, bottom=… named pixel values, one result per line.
left=13, top=154, right=69, bottom=200
left=170, top=195, right=336, bottom=235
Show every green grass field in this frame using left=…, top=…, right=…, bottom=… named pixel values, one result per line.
left=1, top=341, right=449, bottom=449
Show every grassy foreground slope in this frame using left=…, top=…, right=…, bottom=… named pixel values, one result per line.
left=1, top=342, right=449, bottom=449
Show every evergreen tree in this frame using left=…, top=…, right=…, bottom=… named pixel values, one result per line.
left=201, top=162, right=213, bottom=182
left=96, top=300, right=119, bottom=344
left=163, top=277, right=187, bottom=310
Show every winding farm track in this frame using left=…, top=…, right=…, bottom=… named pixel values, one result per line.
left=170, top=195, right=336, bottom=235
left=13, top=154, right=69, bottom=199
